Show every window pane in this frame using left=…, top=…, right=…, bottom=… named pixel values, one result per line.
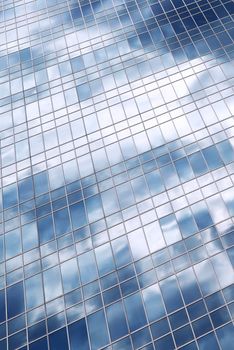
left=25, top=274, right=44, bottom=309
left=68, top=319, right=89, bottom=350
left=142, top=284, right=165, bottom=322
left=49, top=328, right=68, bottom=350
left=7, top=282, right=25, bottom=318
left=43, top=266, right=62, bottom=302
left=124, top=292, right=147, bottom=331
left=106, top=301, right=128, bottom=341
left=61, top=259, right=80, bottom=293
left=78, top=251, right=98, bottom=284
left=87, top=310, right=109, bottom=350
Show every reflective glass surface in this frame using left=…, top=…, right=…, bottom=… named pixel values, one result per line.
left=0, top=0, right=234, bottom=349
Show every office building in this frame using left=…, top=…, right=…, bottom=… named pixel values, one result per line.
left=0, top=0, right=234, bottom=349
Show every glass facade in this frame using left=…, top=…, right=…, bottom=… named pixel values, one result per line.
left=0, top=0, right=234, bottom=349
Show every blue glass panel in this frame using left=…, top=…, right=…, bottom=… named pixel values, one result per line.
left=106, top=301, right=128, bottom=341
left=189, top=152, right=208, bottom=176
left=33, top=172, right=49, bottom=196
left=0, top=56, right=7, bottom=70
left=61, top=258, right=80, bottom=293
left=0, top=236, right=3, bottom=262
left=70, top=201, right=87, bottom=229
left=77, top=83, right=91, bottom=101
left=28, top=321, right=46, bottom=342
left=71, top=7, right=81, bottom=20
left=78, top=251, right=98, bottom=284
left=124, top=292, right=147, bottom=331
left=54, top=208, right=71, bottom=236
left=49, top=328, right=69, bottom=350
left=174, top=324, right=194, bottom=347
left=181, top=342, right=198, bottom=350
left=8, top=329, right=26, bottom=350
left=0, top=290, right=5, bottom=322
left=132, top=327, right=151, bottom=349
left=142, top=284, right=166, bottom=322
left=112, top=236, right=132, bottom=268
left=202, top=146, right=223, bottom=170
left=197, top=332, right=219, bottom=350
left=101, top=189, right=119, bottom=216
left=8, top=314, right=25, bottom=335
left=194, top=260, right=220, bottom=296
left=154, top=333, right=175, bottom=350
left=112, top=337, right=132, bottom=350
left=151, top=318, right=170, bottom=339
left=5, top=228, right=21, bottom=259
left=38, top=215, right=54, bottom=243
left=47, top=312, right=65, bottom=332
left=223, top=284, right=234, bottom=303
left=192, top=315, right=212, bottom=337
left=9, top=52, right=20, bottom=65
left=0, top=322, right=6, bottom=339
left=0, top=339, right=6, bottom=350
left=95, top=243, right=115, bottom=276
left=210, top=307, right=231, bottom=328
left=176, top=208, right=197, bottom=238
left=192, top=202, right=213, bottom=230
left=87, top=309, right=109, bottom=350
left=22, top=221, right=38, bottom=251
left=116, top=182, right=135, bottom=209
left=205, top=291, right=225, bottom=312
left=68, top=319, right=89, bottom=350
left=187, top=300, right=207, bottom=321
left=20, top=48, right=31, bottom=62
left=174, top=157, right=194, bottom=182
left=217, top=140, right=234, bottom=164
left=160, top=164, right=180, bottom=188
left=160, top=276, right=184, bottom=313
left=103, top=286, right=121, bottom=305
left=3, top=183, right=17, bottom=209
left=216, top=323, right=234, bottom=350
left=145, top=170, right=164, bottom=195
left=7, top=282, right=25, bottom=318
left=169, top=309, right=189, bottom=330
left=86, top=194, right=104, bottom=223
left=25, top=274, right=44, bottom=309
left=18, top=177, right=34, bottom=202
left=29, top=337, right=48, bottom=350
left=160, top=214, right=182, bottom=245
left=43, top=266, right=62, bottom=302
left=178, top=268, right=201, bottom=304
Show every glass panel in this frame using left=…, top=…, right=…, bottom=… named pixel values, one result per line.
left=95, top=243, right=115, bottom=276
left=61, top=258, right=80, bottom=293
left=194, top=260, right=219, bottom=296
left=124, top=292, right=147, bottom=331
left=78, top=251, right=98, bottom=284
left=43, top=266, right=62, bottom=302
left=160, top=276, right=183, bottom=313
left=25, top=274, right=44, bottom=309
left=29, top=337, right=48, bottom=350
left=211, top=252, right=234, bottom=288
left=0, top=290, right=6, bottom=323
left=177, top=268, right=201, bottom=304
left=49, top=328, right=69, bottom=350
left=160, top=214, right=182, bottom=245
left=142, top=284, right=166, bottom=322
left=87, top=309, right=109, bottom=350
left=70, top=202, right=87, bottom=229
left=7, top=282, right=25, bottom=318
left=128, top=229, right=149, bottom=260
left=106, top=301, right=128, bottom=341
left=68, top=319, right=89, bottom=350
